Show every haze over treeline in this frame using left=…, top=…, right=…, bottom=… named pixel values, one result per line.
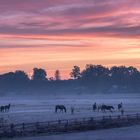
left=0, top=64, right=140, bottom=96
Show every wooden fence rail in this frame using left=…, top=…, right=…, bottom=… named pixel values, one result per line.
left=0, top=113, right=140, bottom=138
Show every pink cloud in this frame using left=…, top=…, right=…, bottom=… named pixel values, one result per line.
left=0, top=0, right=139, bottom=38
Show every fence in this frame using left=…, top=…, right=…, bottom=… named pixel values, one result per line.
left=0, top=113, right=140, bottom=138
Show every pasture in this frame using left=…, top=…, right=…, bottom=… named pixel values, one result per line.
left=9, top=125, right=140, bottom=140
left=0, top=93, right=140, bottom=125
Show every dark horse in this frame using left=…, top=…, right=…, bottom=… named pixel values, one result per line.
left=0, top=106, right=5, bottom=112
left=55, top=105, right=67, bottom=113
left=93, top=102, right=97, bottom=111
left=101, top=105, right=114, bottom=113
left=0, top=104, right=11, bottom=112
left=118, top=102, right=123, bottom=111
left=5, top=104, right=11, bottom=112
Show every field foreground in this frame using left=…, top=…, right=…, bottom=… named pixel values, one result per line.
left=3, top=125, right=140, bottom=140
left=0, top=93, right=140, bottom=139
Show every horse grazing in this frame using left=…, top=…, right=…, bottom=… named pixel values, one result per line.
left=0, top=104, right=11, bottom=112
left=118, top=102, right=123, bottom=111
left=5, top=104, right=11, bottom=112
left=101, top=105, right=114, bottom=113
left=55, top=105, right=67, bottom=113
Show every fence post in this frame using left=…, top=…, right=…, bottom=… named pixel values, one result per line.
left=127, top=115, right=129, bottom=120
left=10, top=123, right=14, bottom=130
left=58, top=120, right=61, bottom=124
left=118, top=115, right=120, bottom=119
left=10, top=123, right=15, bottom=137
left=35, top=122, right=39, bottom=132
left=22, top=123, right=25, bottom=131
left=90, top=117, right=94, bottom=122
left=66, top=120, right=68, bottom=125
left=83, top=118, right=85, bottom=122
left=109, top=115, right=112, bottom=120
left=75, top=119, right=77, bottom=124
left=48, top=122, right=50, bottom=126
left=65, top=120, right=68, bottom=131
left=136, top=113, right=139, bottom=120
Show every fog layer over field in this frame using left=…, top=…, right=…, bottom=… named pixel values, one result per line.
left=0, top=93, right=140, bottom=124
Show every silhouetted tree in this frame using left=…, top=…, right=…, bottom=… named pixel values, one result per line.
left=110, top=66, right=128, bottom=85
left=55, top=70, right=61, bottom=80
left=32, top=68, right=47, bottom=81
left=81, top=64, right=109, bottom=80
left=14, top=70, right=29, bottom=82
left=70, top=66, right=81, bottom=79
left=127, top=66, right=139, bottom=76
left=0, top=65, right=140, bottom=94
left=0, top=70, right=29, bottom=92
left=0, top=71, right=29, bottom=84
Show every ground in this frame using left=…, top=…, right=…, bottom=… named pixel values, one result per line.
left=0, top=93, right=140, bottom=139
left=2, top=125, right=140, bottom=140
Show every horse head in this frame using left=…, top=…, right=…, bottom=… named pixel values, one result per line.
left=111, top=106, right=115, bottom=109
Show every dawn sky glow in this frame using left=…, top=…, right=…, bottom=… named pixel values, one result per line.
left=0, top=0, right=140, bottom=79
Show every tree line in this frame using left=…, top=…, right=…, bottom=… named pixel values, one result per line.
left=0, top=65, right=140, bottom=95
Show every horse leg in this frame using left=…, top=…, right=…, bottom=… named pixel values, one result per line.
left=4, top=108, right=6, bottom=112
left=2, top=107, right=4, bottom=112
left=7, top=106, right=9, bottom=112
left=8, top=105, right=10, bottom=112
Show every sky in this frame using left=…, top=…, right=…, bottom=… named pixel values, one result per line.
left=0, top=0, right=140, bottom=79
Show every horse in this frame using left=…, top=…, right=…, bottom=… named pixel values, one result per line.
left=0, top=104, right=11, bottom=112
left=5, top=104, right=11, bottom=112
left=101, top=105, right=114, bottom=113
left=0, top=106, right=5, bottom=112
left=55, top=105, right=67, bottom=113
left=93, top=103, right=97, bottom=111
left=118, top=103, right=123, bottom=111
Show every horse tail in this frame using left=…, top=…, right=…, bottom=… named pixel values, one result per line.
left=9, top=104, right=11, bottom=109
left=64, top=107, right=66, bottom=113
left=55, top=106, right=57, bottom=113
